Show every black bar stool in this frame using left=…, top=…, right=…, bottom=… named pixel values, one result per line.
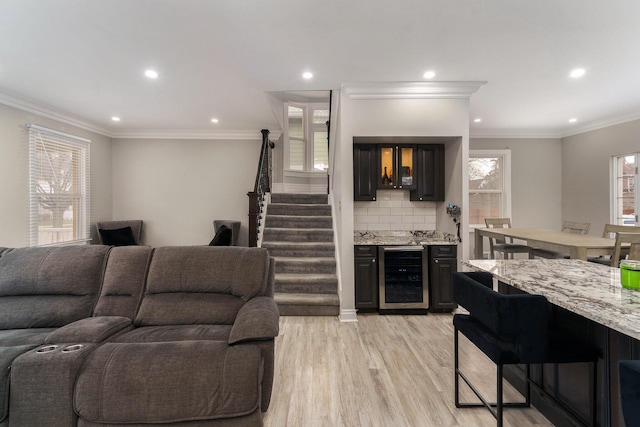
left=453, top=271, right=599, bottom=427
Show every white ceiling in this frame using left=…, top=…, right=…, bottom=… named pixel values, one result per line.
left=2, top=0, right=640, bottom=138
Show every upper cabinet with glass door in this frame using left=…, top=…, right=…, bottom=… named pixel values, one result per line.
left=379, top=145, right=417, bottom=190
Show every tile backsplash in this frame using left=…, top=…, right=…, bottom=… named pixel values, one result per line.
left=354, top=190, right=437, bottom=231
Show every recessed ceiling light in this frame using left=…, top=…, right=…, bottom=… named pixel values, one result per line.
left=145, top=69, right=158, bottom=79
left=111, top=116, right=121, bottom=122
left=423, top=71, right=436, bottom=79
left=302, top=71, right=313, bottom=79
left=569, top=118, right=578, bottom=123
left=474, top=118, right=482, bottom=123
left=211, top=118, right=219, bottom=123
left=569, top=68, right=585, bottom=78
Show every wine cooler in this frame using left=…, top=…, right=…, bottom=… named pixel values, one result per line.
left=378, top=246, right=429, bottom=310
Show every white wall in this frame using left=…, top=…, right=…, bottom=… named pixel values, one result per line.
left=562, top=119, right=640, bottom=234
left=0, top=104, right=112, bottom=247
left=111, top=138, right=261, bottom=246
left=469, top=137, right=562, bottom=255
left=335, top=95, right=470, bottom=320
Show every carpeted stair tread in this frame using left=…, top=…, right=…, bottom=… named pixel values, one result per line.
left=263, top=228, right=333, bottom=242
left=261, top=241, right=335, bottom=257
left=275, top=292, right=340, bottom=306
left=265, top=215, right=332, bottom=229
left=271, top=193, right=328, bottom=205
left=274, top=257, right=336, bottom=274
left=267, top=204, right=331, bottom=216
left=275, top=273, right=338, bottom=294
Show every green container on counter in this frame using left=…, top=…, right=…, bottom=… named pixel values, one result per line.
left=620, top=260, right=640, bottom=290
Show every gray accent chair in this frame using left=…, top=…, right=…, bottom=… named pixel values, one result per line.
left=96, top=220, right=143, bottom=245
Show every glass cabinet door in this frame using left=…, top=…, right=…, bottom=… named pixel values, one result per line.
left=379, top=145, right=416, bottom=189
left=379, top=146, right=395, bottom=188
left=397, top=146, right=416, bottom=189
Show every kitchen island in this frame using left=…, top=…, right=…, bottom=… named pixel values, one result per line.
left=464, top=259, right=640, bottom=427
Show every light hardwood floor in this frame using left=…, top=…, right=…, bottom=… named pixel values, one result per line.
left=264, top=314, right=553, bottom=427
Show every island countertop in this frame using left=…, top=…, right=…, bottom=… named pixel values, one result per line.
left=463, top=259, right=640, bottom=341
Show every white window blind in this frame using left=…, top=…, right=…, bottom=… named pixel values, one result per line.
left=28, top=124, right=90, bottom=246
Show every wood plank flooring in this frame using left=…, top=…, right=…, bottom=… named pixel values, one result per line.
left=264, top=314, right=553, bottom=427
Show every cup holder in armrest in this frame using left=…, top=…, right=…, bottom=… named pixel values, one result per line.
left=36, top=345, right=59, bottom=354
left=62, top=344, right=84, bottom=353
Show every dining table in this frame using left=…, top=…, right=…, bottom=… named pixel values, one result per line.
left=474, top=227, right=619, bottom=260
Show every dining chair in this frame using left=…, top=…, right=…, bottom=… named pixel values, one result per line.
left=484, top=218, right=530, bottom=259
left=529, top=220, right=590, bottom=259
left=589, top=224, right=640, bottom=266
left=610, top=232, right=640, bottom=268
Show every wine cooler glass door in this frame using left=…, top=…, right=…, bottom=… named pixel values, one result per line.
left=379, top=246, right=429, bottom=309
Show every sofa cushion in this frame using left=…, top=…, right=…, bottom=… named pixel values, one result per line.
left=0, top=246, right=110, bottom=329
left=93, top=246, right=153, bottom=319
left=74, top=341, right=262, bottom=424
left=113, top=325, right=232, bottom=343
left=135, top=247, right=271, bottom=326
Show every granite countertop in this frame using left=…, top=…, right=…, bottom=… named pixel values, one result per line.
left=464, top=259, right=640, bottom=341
left=354, top=230, right=458, bottom=246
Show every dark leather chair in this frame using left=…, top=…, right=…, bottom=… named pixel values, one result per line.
left=453, top=271, right=599, bottom=427
left=619, top=360, right=640, bottom=427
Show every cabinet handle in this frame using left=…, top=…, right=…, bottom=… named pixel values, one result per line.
left=434, top=259, right=439, bottom=264
left=372, top=259, right=376, bottom=263
left=373, top=197, right=376, bottom=200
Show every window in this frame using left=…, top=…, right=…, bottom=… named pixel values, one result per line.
left=287, top=105, right=304, bottom=170
left=468, top=150, right=511, bottom=228
left=28, top=125, right=90, bottom=246
left=612, top=153, right=638, bottom=225
left=285, top=103, right=329, bottom=172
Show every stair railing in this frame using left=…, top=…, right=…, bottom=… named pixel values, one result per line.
left=247, top=129, right=274, bottom=247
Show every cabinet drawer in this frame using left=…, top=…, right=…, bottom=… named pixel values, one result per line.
left=355, top=245, right=377, bottom=257
left=430, top=245, right=457, bottom=258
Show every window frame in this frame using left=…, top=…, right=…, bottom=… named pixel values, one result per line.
left=468, top=149, right=512, bottom=229
left=284, top=102, right=329, bottom=172
left=28, top=124, right=91, bottom=246
left=611, top=153, right=639, bottom=226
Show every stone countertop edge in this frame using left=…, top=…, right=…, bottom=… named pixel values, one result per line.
left=354, top=230, right=459, bottom=246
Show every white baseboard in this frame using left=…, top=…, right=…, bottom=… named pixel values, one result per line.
left=340, top=309, right=358, bottom=322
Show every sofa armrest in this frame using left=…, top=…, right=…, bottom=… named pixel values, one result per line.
left=229, top=297, right=279, bottom=344
left=45, top=316, right=133, bottom=344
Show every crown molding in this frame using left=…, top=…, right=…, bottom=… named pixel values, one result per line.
left=0, top=90, right=281, bottom=141
left=560, top=109, right=640, bottom=138
left=0, top=91, right=114, bottom=137
left=470, top=128, right=562, bottom=139
left=112, top=129, right=282, bottom=141
left=342, top=81, right=487, bottom=100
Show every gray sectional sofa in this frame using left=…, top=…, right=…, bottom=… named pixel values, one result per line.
left=0, top=245, right=279, bottom=427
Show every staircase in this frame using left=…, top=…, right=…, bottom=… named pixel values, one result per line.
left=261, top=193, right=339, bottom=316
